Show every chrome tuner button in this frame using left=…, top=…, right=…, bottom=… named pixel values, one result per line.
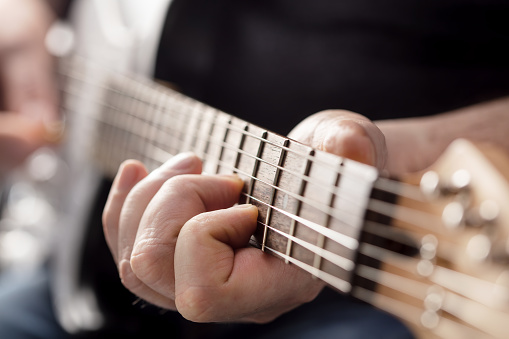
left=420, top=171, right=441, bottom=198
left=420, top=235, right=438, bottom=260
left=448, top=169, right=471, bottom=193
left=466, top=234, right=492, bottom=262
left=442, top=201, right=465, bottom=229
left=466, top=200, right=500, bottom=227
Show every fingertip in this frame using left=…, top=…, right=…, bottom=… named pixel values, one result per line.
left=116, top=160, right=148, bottom=191
left=233, top=204, right=259, bottom=219
left=322, top=121, right=377, bottom=166
left=163, top=152, right=202, bottom=172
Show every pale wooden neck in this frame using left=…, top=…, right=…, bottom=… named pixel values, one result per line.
left=60, top=56, right=509, bottom=338
left=60, top=55, right=384, bottom=293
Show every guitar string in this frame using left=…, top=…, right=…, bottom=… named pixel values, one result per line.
left=256, top=220, right=504, bottom=338
left=59, top=58, right=500, bottom=338
left=61, top=78, right=436, bottom=236
left=60, top=58, right=495, bottom=293
left=61, top=76, right=457, bottom=250
left=256, top=230, right=496, bottom=338
left=89, top=84, right=506, bottom=318
left=58, top=59, right=424, bottom=203
left=88, top=105, right=466, bottom=269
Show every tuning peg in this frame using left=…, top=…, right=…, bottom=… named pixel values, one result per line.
left=420, top=169, right=471, bottom=199
left=447, top=169, right=471, bottom=194
left=442, top=201, right=465, bottom=229
left=420, top=171, right=441, bottom=198
left=465, top=200, right=500, bottom=227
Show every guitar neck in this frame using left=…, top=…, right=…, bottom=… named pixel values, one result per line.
left=60, top=55, right=390, bottom=293
left=60, top=56, right=509, bottom=338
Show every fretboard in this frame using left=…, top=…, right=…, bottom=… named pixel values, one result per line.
left=58, top=56, right=509, bottom=338
left=60, top=56, right=393, bottom=294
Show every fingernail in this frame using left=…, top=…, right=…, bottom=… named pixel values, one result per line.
left=164, top=152, right=197, bottom=170
left=116, top=162, right=138, bottom=191
left=234, top=204, right=255, bottom=209
left=43, top=119, right=65, bottom=143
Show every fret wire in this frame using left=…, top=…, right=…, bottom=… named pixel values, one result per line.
left=68, top=91, right=443, bottom=241
left=96, top=121, right=496, bottom=314
left=254, top=190, right=502, bottom=333
left=61, top=58, right=360, bottom=182
left=75, top=91, right=368, bottom=224
left=233, top=124, right=248, bottom=174
left=244, top=193, right=358, bottom=250
left=182, top=101, right=203, bottom=153
left=150, top=89, right=171, bottom=168
left=60, top=57, right=440, bottom=239
left=246, top=131, right=268, bottom=206
left=63, top=66, right=363, bottom=177
left=263, top=218, right=498, bottom=339
left=95, top=121, right=439, bottom=259
left=216, top=118, right=232, bottom=174
left=135, top=81, right=155, bottom=166
left=313, top=164, right=341, bottom=275
left=62, top=70, right=416, bottom=206
left=62, top=59, right=500, bottom=338
left=81, top=94, right=443, bottom=239
left=204, top=110, right=219, bottom=171
left=261, top=223, right=355, bottom=271
left=262, top=139, right=289, bottom=252
left=262, top=245, right=352, bottom=294
left=285, top=149, right=314, bottom=264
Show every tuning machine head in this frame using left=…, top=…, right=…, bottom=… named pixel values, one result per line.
left=420, top=169, right=472, bottom=200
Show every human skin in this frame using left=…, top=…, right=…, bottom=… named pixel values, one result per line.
left=0, top=0, right=59, bottom=177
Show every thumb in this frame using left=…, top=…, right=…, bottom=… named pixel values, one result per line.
left=288, top=110, right=387, bottom=170
left=174, top=204, right=259, bottom=321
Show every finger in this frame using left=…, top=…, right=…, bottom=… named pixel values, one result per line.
left=128, top=174, right=244, bottom=306
left=174, top=205, right=324, bottom=323
left=1, top=40, right=58, bottom=120
left=115, top=153, right=202, bottom=308
left=102, top=160, right=148, bottom=263
left=288, top=110, right=387, bottom=169
left=0, top=113, right=55, bottom=174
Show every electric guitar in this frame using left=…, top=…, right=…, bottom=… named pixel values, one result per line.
left=5, top=1, right=509, bottom=337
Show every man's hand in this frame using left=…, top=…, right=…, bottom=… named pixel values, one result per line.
left=102, top=153, right=325, bottom=323
left=102, top=110, right=388, bottom=323
left=288, top=109, right=387, bottom=170
left=0, top=0, right=58, bottom=176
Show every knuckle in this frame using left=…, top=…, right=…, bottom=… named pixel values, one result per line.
left=130, top=242, right=169, bottom=289
left=175, top=286, right=216, bottom=323
left=118, top=259, right=145, bottom=293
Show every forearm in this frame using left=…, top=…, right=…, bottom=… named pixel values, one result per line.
left=376, top=96, right=509, bottom=175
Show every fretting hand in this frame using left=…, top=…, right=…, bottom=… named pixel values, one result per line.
left=102, top=110, right=387, bottom=323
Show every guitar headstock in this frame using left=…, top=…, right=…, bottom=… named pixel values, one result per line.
left=355, top=139, right=509, bottom=338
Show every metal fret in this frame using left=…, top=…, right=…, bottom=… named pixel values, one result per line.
left=203, top=109, right=219, bottom=168
left=285, top=149, right=315, bottom=263
left=246, top=131, right=268, bottom=205
left=182, top=102, right=203, bottom=153
left=312, top=166, right=341, bottom=273
left=173, top=96, right=191, bottom=154
left=262, top=139, right=290, bottom=252
left=140, top=85, right=158, bottom=169
left=233, top=124, right=249, bottom=173
left=216, top=118, right=232, bottom=174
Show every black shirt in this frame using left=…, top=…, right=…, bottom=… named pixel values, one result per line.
left=156, top=0, right=509, bottom=135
